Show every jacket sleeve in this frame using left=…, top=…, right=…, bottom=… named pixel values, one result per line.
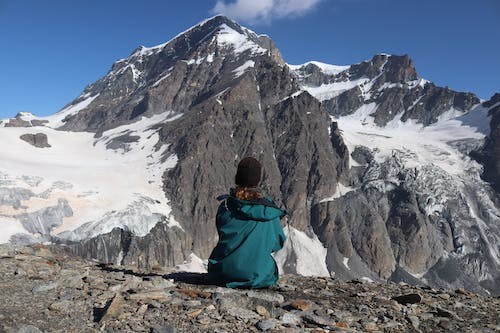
left=272, top=219, right=287, bottom=252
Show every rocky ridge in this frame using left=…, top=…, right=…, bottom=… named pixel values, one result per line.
left=289, top=55, right=480, bottom=126
left=1, top=244, right=499, bottom=333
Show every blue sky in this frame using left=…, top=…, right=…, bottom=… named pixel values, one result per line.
left=0, top=0, right=498, bottom=118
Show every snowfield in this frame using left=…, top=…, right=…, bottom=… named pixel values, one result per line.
left=0, top=113, right=181, bottom=243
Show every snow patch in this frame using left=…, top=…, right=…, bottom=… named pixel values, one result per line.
left=232, top=60, right=255, bottom=77
left=174, top=253, right=207, bottom=273
left=334, top=103, right=487, bottom=177
left=216, top=24, right=266, bottom=55
left=303, top=77, right=369, bottom=101
left=320, top=183, right=355, bottom=202
left=288, top=61, right=350, bottom=76
left=0, top=217, right=27, bottom=243
left=342, top=257, right=350, bottom=270
left=44, top=94, right=99, bottom=128
left=152, top=72, right=172, bottom=87
left=274, top=226, right=329, bottom=277
left=0, top=112, right=184, bottom=243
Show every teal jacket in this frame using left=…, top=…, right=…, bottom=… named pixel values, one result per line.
left=208, top=192, right=287, bottom=288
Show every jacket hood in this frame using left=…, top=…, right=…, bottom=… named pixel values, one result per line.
left=220, top=195, right=287, bottom=222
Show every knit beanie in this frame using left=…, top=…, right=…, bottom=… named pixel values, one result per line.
left=235, top=157, right=262, bottom=187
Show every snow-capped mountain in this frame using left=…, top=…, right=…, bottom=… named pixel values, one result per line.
left=0, top=16, right=498, bottom=295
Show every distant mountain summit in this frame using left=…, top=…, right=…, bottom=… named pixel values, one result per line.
left=290, top=53, right=479, bottom=126
left=1, top=15, right=499, bottom=296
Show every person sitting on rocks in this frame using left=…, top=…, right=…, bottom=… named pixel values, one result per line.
left=208, top=157, right=287, bottom=288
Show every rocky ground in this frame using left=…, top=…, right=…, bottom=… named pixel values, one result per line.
left=0, top=244, right=498, bottom=333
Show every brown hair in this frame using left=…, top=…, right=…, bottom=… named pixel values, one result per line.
left=234, top=186, right=264, bottom=201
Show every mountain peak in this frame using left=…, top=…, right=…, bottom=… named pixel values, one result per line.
left=349, top=53, right=418, bottom=83
left=118, top=15, right=269, bottom=64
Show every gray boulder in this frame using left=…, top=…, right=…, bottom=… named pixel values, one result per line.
left=19, top=133, right=51, bottom=148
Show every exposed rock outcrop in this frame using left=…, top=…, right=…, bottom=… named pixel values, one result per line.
left=19, top=133, right=51, bottom=148
left=5, top=113, right=48, bottom=127
left=477, top=93, right=500, bottom=192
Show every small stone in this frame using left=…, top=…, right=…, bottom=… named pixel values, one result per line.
left=197, top=316, right=212, bottom=325
left=246, top=290, right=284, bottom=303
left=16, top=324, right=43, bottom=333
left=438, top=293, right=450, bottom=300
left=280, top=312, right=301, bottom=326
left=290, top=299, right=313, bottom=311
left=256, top=319, right=276, bottom=331
left=32, top=282, right=58, bottom=293
left=178, top=288, right=211, bottom=298
left=434, top=307, right=462, bottom=320
left=150, top=276, right=176, bottom=289
left=225, top=306, right=260, bottom=320
left=336, top=322, right=349, bottom=328
left=455, top=288, right=474, bottom=297
left=83, top=276, right=107, bottom=290
left=303, top=314, right=335, bottom=327
left=14, top=267, right=26, bottom=276
left=187, top=308, right=203, bottom=318
left=100, top=293, right=124, bottom=322
left=438, top=319, right=451, bottom=330
left=392, top=293, right=422, bottom=305
left=151, top=324, right=176, bottom=333
left=49, top=300, right=73, bottom=312
left=117, top=312, right=133, bottom=320
left=206, top=304, right=216, bottom=311
left=407, top=315, right=420, bottom=329
left=109, top=284, right=122, bottom=291
left=137, top=304, right=149, bottom=315
left=184, top=300, right=202, bottom=307
left=256, top=305, right=270, bottom=318
left=418, top=312, right=434, bottom=321
left=277, top=284, right=296, bottom=292
left=127, top=290, right=169, bottom=301
left=363, top=322, right=379, bottom=331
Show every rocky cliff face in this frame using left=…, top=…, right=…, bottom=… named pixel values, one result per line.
left=476, top=93, right=500, bottom=192
left=291, top=54, right=480, bottom=126
left=1, top=16, right=499, bottom=296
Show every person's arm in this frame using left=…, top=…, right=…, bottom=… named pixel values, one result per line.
left=272, top=219, right=286, bottom=252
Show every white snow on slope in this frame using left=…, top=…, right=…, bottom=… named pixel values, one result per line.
left=43, top=94, right=99, bottom=128
left=303, top=77, right=369, bottom=101
left=174, top=253, right=208, bottom=273
left=274, top=226, right=330, bottom=277
left=233, top=60, right=255, bottom=77
left=0, top=112, right=182, bottom=243
left=0, top=217, right=26, bottom=244
left=342, top=257, right=350, bottom=270
left=216, top=24, right=266, bottom=55
left=335, top=103, right=488, bottom=176
left=185, top=53, right=215, bottom=66
left=287, top=61, right=350, bottom=76
left=320, top=183, right=354, bottom=202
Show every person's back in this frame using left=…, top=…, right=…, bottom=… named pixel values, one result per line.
left=207, top=157, right=286, bottom=288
